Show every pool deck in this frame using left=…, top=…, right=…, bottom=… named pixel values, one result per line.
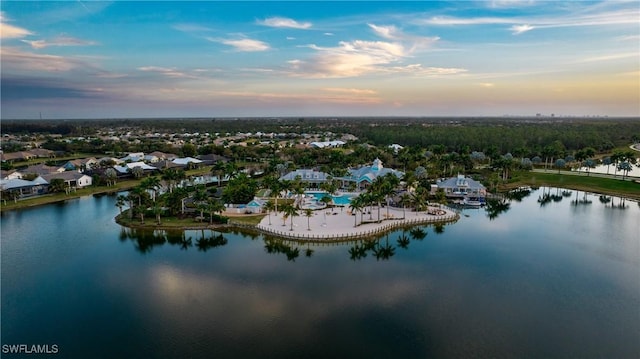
left=256, top=205, right=459, bottom=241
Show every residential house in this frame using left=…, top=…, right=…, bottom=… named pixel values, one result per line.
left=197, top=154, right=229, bottom=165
left=0, top=169, right=23, bottom=180
left=113, top=162, right=158, bottom=175
left=435, top=175, right=487, bottom=199
left=172, top=157, right=203, bottom=168
left=309, top=140, right=346, bottom=149
left=22, top=163, right=65, bottom=176
left=62, top=157, right=98, bottom=172
left=145, top=151, right=177, bottom=163
left=0, top=176, right=48, bottom=197
left=120, top=152, right=145, bottom=162
left=42, top=172, right=93, bottom=189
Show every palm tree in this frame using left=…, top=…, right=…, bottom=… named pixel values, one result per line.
left=411, top=190, right=425, bottom=215
left=104, top=168, right=117, bottom=186
left=115, top=194, right=127, bottom=215
left=211, top=161, right=226, bottom=186
left=264, top=200, right=275, bottom=225
left=140, top=176, right=161, bottom=202
left=400, top=193, right=411, bottom=219
left=152, top=199, right=163, bottom=225
left=161, top=168, right=185, bottom=193
left=282, top=204, right=298, bottom=231
left=304, top=208, right=314, bottom=231
left=349, top=196, right=363, bottom=227
left=206, top=198, right=225, bottom=224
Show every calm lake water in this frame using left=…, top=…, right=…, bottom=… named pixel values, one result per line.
left=2, top=188, right=639, bottom=358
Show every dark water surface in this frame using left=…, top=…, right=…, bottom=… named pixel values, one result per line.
left=2, top=188, right=639, bottom=358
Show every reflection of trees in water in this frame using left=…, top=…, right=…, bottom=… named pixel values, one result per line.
left=409, top=227, right=427, bottom=240
left=608, top=196, right=629, bottom=210
left=373, top=234, right=395, bottom=261
left=485, top=198, right=511, bottom=220
left=537, top=187, right=564, bottom=206
left=119, top=227, right=226, bottom=253
left=397, top=230, right=410, bottom=249
left=263, top=237, right=301, bottom=261
left=196, top=233, right=228, bottom=252
left=571, top=191, right=592, bottom=206
left=506, top=187, right=532, bottom=202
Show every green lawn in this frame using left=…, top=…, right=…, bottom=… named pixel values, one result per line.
left=503, top=172, right=640, bottom=200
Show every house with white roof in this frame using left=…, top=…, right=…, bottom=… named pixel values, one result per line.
left=113, top=162, right=158, bottom=174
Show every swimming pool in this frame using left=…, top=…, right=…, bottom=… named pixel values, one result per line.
left=305, top=191, right=355, bottom=206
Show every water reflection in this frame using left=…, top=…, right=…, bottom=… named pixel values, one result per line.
left=571, top=191, right=593, bottom=206
left=486, top=198, right=511, bottom=220
left=537, top=187, right=566, bottom=206
left=119, top=227, right=227, bottom=253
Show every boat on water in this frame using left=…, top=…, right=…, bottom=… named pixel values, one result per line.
left=463, top=197, right=484, bottom=207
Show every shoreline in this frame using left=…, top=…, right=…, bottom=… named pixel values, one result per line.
left=255, top=206, right=459, bottom=241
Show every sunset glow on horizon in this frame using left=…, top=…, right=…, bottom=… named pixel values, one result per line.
left=1, top=1, right=638, bottom=119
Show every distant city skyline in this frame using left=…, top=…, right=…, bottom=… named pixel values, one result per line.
left=1, top=1, right=638, bottom=119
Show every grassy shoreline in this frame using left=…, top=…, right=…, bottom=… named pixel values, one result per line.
left=500, top=172, right=640, bottom=200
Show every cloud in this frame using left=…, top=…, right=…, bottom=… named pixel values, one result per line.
left=490, top=0, right=536, bottom=8
left=511, top=24, right=534, bottom=34
left=420, top=5, right=639, bottom=34
left=172, top=23, right=214, bottom=33
left=1, top=47, right=88, bottom=72
left=292, top=40, right=407, bottom=78
left=573, top=52, right=638, bottom=63
left=137, top=66, right=196, bottom=79
left=1, top=76, right=103, bottom=100
left=422, top=16, right=516, bottom=26
left=21, top=36, right=97, bottom=49
left=368, top=23, right=400, bottom=40
left=288, top=41, right=465, bottom=79
left=368, top=23, right=439, bottom=52
left=208, top=37, right=270, bottom=52
left=258, top=17, right=311, bottom=29
left=0, top=12, right=33, bottom=38
left=322, top=87, right=378, bottom=95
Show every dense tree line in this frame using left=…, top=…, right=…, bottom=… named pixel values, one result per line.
left=4, top=117, right=638, bottom=156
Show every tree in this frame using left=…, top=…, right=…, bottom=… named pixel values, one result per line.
left=554, top=158, right=566, bottom=173
left=262, top=200, right=274, bottom=225
left=182, top=143, right=197, bottom=157
left=222, top=173, right=258, bottom=204
left=152, top=199, right=164, bottom=225
left=304, top=208, right=314, bottom=231
left=115, top=194, right=127, bottom=215
left=282, top=204, right=298, bottom=231
left=211, top=161, right=226, bottom=186
left=161, top=168, right=185, bottom=193
left=48, top=178, right=67, bottom=193
left=140, top=176, right=161, bottom=202
left=206, top=199, right=225, bottom=224
left=400, top=193, right=411, bottom=219
left=130, top=166, right=144, bottom=179
left=349, top=195, right=364, bottom=227
left=104, top=168, right=117, bottom=186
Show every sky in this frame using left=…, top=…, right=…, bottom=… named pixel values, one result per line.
left=1, top=1, right=639, bottom=119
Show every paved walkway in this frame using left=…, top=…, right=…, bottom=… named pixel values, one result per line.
left=256, top=205, right=458, bottom=241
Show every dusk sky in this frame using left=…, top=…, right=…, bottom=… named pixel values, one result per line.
left=1, top=1, right=638, bottom=119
